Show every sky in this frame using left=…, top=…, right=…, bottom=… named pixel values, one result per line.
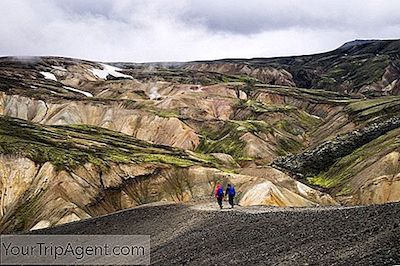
left=0, top=0, right=399, bottom=62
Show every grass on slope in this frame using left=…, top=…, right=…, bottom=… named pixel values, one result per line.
left=124, top=68, right=261, bottom=86
left=0, top=116, right=216, bottom=171
left=307, top=127, right=400, bottom=194
left=345, top=96, right=400, bottom=122
left=195, top=121, right=248, bottom=159
left=236, top=99, right=296, bottom=114
left=195, top=114, right=315, bottom=159
left=319, top=54, right=391, bottom=91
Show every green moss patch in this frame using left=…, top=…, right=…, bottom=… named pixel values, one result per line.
left=237, top=99, right=296, bottom=114
left=275, top=137, right=305, bottom=156
left=308, top=127, right=400, bottom=195
left=195, top=122, right=247, bottom=159
left=254, top=85, right=358, bottom=105
left=345, top=96, right=400, bottom=122
left=125, top=68, right=261, bottom=86
left=0, top=116, right=215, bottom=171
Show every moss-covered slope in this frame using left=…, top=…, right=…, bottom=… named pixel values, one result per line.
left=0, top=115, right=215, bottom=170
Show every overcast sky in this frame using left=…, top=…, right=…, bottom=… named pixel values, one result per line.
left=1, top=0, right=399, bottom=62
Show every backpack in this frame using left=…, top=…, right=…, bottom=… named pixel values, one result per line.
left=228, top=186, right=236, bottom=196
left=217, top=187, right=224, bottom=197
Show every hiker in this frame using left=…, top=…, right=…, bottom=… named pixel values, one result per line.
left=225, top=184, right=236, bottom=208
left=214, top=183, right=224, bottom=209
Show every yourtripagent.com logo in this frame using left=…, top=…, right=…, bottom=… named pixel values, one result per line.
left=0, top=235, right=150, bottom=265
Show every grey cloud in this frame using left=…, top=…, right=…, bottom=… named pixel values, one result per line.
left=181, top=0, right=400, bottom=34
left=181, top=0, right=329, bottom=34
left=0, top=0, right=399, bottom=62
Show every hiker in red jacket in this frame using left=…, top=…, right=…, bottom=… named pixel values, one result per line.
left=214, top=183, right=224, bottom=209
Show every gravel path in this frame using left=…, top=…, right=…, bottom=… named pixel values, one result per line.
left=33, top=202, right=400, bottom=265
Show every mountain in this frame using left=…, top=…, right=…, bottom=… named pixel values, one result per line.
left=338, top=39, right=381, bottom=49
left=0, top=40, right=400, bottom=233
left=183, top=39, right=400, bottom=95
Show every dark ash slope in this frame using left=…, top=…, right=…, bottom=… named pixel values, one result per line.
left=32, top=203, right=400, bottom=266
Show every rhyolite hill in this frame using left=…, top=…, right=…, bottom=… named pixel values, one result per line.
left=0, top=39, right=400, bottom=232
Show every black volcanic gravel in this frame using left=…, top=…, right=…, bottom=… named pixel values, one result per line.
left=31, top=203, right=400, bottom=265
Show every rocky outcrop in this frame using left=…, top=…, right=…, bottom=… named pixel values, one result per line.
left=273, top=116, right=400, bottom=177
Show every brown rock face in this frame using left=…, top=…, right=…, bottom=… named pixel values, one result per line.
left=0, top=92, right=200, bottom=150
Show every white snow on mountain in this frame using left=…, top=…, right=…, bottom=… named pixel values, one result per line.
left=90, top=63, right=133, bottom=80
left=39, top=71, right=57, bottom=81
left=52, top=65, right=67, bottom=71
left=63, top=86, right=93, bottom=97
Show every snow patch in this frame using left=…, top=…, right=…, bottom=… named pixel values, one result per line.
left=90, top=63, right=133, bottom=80
left=39, top=71, right=57, bottom=81
left=63, top=86, right=93, bottom=97
left=52, top=65, right=67, bottom=71
left=149, top=86, right=161, bottom=100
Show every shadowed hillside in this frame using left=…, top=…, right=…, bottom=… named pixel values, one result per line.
left=183, top=39, right=400, bottom=96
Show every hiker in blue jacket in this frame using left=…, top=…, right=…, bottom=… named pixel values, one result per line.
left=214, top=183, right=224, bottom=209
left=225, top=184, right=236, bottom=208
